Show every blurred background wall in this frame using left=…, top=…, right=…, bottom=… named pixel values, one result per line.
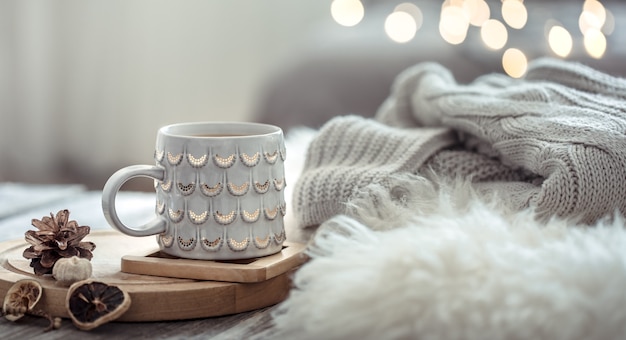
left=1, top=0, right=624, bottom=191
left=0, top=0, right=330, bottom=189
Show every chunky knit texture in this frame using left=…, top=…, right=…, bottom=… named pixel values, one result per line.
left=293, top=116, right=456, bottom=228
left=295, top=58, right=626, bottom=228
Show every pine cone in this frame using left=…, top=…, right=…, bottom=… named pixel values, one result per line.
left=23, top=209, right=96, bottom=276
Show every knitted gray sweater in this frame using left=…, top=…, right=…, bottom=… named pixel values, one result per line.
left=294, top=58, right=626, bottom=228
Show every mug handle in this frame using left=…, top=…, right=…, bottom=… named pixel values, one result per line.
left=102, top=165, right=167, bottom=237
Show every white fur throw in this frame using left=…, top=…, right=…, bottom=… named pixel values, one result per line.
left=267, top=129, right=626, bottom=340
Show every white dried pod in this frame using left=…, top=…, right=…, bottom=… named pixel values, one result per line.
left=52, top=256, right=92, bottom=287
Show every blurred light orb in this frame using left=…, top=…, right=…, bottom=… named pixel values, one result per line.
left=439, top=22, right=468, bottom=45
left=579, top=11, right=603, bottom=35
left=603, top=9, right=615, bottom=35
left=548, top=26, right=573, bottom=58
left=584, top=28, right=607, bottom=59
left=583, top=0, right=606, bottom=25
left=331, top=0, right=364, bottom=27
left=439, top=4, right=469, bottom=44
left=465, top=0, right=490, bottom=27
left=481, top=19, right=508, bottom=50
left=385, top=11, right=418, bottom=43
left=395, top=2, right=423, bottom=31
left=502, top=48, right=527, bottom=78
left=501, top=0, right=527, bottom=29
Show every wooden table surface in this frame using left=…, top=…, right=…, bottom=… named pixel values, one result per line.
left=0, top=183, right=282, bottom=339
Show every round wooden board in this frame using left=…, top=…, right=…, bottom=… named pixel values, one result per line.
left=0, top=231, right=294, bottom=322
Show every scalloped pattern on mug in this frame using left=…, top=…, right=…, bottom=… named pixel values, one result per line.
left=160, top=234, right=174, bottom=248
left=187, top=154, right=208, bottom=168
left=214, top=210, right=237, bottom=225
left=264, top=206, right=279, bottom=220
left=156, top=200, right=165, bottom=215
left=178, top=236, right=197, bottom=250
left=273, top=178, right=285, bottom=191
left=200, top=236, right=222, bottom=251
left=274, top=230, right=286, bottom=244
left=254, top=234, right=271, bottom=249
left=241, top=208, right=260, bottom=223
left=200, top=182, right=222, bottom=197
left=240, top=152, right=260, bottom=167
left=167, top=152, right=184, bottom=165
left=189, top=210, right=209, bottom=224
left=155, top=149, right=165, bottom=163
left=254, top=180, right=270, bottom=194
left=160, top=180, right=173, bottom=192
left=178, top=182, right=195, bottom=196
left=227, top=182, right=249, bottom=196
left=168, top=208, right=185, bottom=223
left=264, top=150, right=279, bottom=164
left=227, top=237, right=250, bottom=252
left=214, top=154, right=236, bottom=168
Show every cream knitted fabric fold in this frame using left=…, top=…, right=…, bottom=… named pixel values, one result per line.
left=377, top=58, right=626, bottom=223
left=293, top=116, right=456, bottom=228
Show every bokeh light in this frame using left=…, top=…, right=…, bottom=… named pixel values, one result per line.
left=548, top=26, right=573, bottom=58
left=330, top=0, right=364, bottom=27
left=502, top=48, right=527, bottom=78
left=602, top=9, right=615, bottom=35
left=464, top=0, right=490, bottom=27
left=385, top=11, right=418, bottom=43
left=481, top=19, right=508, bottom=50
left=584, top=28, right=607, bottom=59
left=501, top=0, right=527, bottom=29
left=439, top=3, right=470, bottom=45
left=583, top=0, right=606, bottom=25
left=579, top=0, right=606, bottom=35
left=395, top=2, right=423, bottom=30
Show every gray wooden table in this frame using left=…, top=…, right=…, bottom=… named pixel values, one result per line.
left=0, top=183, right=279, bottom=339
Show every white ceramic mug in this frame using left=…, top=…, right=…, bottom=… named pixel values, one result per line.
left=102, top=122, right=286, bottom=260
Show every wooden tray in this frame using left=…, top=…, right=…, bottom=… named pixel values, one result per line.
left=121, top=242, right=307, bottom=283
left=0, top=231, right=305, bottom=322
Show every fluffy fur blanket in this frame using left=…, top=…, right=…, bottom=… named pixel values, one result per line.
left=263, top=129, right=626, bottom=340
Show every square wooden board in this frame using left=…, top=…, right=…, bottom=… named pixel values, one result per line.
left=121, top=242, right=307, bottom=283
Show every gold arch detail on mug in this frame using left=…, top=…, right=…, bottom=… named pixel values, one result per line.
left=154, top=149, right=165, bottom=163
left=200, top=182, right=222, bottom=197
left=167, top=152, right=184, bottom=165
left=227, top=237, right=250, bottom=252
left=241, top=209, right=261, bottom=223
left=187, top=154, right=208, bottom=168
left=160, top=180, right=173, bottom=192
left=201, top=237, right=222, bottom=251
left=156, top=200, right=166, bottom=215
left=273, top=178, right=285, bottom=191
left=177, top=182, right=195, bottom=196
left=254, top=234, right=271, bottom=249
left=279, top=202, right=287, bottom=217
left=177, top=236, right=197, bottom=250
left=264, top=206, right=279, bottom=220
left=274, top=230, right=286, bottom=244
left=240, top=152, right=261, bottom=167
left=160, top=234, right=174, bottom=247
left=189, top=210, right=209, bottom=224
left=214, top=210, right=237, bottom=225
left=213, top=154, right=236, bottom=168
left=280, top=148, right=286, bottom=162
left=263, top=150, right=279, bottom=164
left=254, top=180, right=270, bottom=194
left=227, top=182, right=249, bottom=196
left=168, top=208, right=184, bottom=223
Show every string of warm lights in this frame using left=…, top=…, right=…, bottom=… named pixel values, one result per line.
left=330, top=0, right=614, bottom=78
